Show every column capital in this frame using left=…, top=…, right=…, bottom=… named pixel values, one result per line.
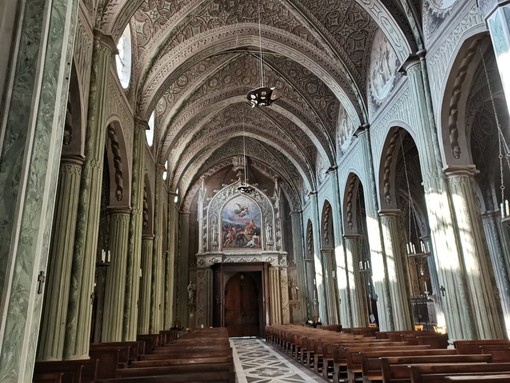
left=93, top=30, right=117, bottom=52
left=443, top=164, right=478, bottom=177
left=142, top=233, right=155, bottom=240
left=354, top=124, right=370, bottom=137
left=398, top=50, right=427, bottom=75
left=61, top=154, right=86, bottom=166
left=107, top=206, right=131, bottom=215
left=343, top=233, right=363, bottom=240
left=134, top=117, right=150, bottom=131
left=379, top=208, right=402, bottom=218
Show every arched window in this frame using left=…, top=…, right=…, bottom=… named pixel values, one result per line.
left=115, top=24, right=132, bottom=89
left=146, top=111, right=155, bottom=146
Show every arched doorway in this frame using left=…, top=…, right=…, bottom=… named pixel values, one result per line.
left=225, top=272, right=261, bottom=337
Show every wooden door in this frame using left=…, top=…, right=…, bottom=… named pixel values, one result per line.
left=224, top=272, right=260, bottom=337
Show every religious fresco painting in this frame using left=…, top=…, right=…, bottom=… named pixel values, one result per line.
left=222, top=195, right=262, bottom=249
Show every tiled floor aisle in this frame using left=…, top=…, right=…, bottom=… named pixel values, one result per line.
left=230, top=338, right=329, bottom=383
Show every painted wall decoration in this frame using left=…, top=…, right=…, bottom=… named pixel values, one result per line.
left=369, top=29, right=399, bottom=106
left=222, top=195, right=262, bottom=249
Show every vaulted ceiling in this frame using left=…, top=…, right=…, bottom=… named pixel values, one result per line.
left=94, top=0, right=417, bottom=210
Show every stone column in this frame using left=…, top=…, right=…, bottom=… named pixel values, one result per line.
left=37, top=156, right=84, bottom=361
left=322, top=249, right=339, bottom=324
left=123, top=119, right=147, bottom=340
left=379, top=209, right=414, bottom=330
left=304, top=259, right=317, bottom=318
left=270, top=266, right=282, bottom=324
left=0, top=1, right=79, bottom=378
left=479, top=0, right=510, bottom=116
left=279, top=262, right=290, bottom=324
left=356, top=126, right=393, bottom=331
left=422, top=235, right=447, bottom=328
left=343, top=235, right=369, bottom=327
left=150, top=165, right=164, bottom=333
left=405, top=54, right=476, bottom=340
left=310, top=193, right=328, bottom=322
left=176, top=212, right=190, bottom=325
left=164, top=200, right=178, bottom=329
left=138, top=235, right=154, bottom=334
left=64, top=31, right=116, bottom=359
left=482, top=210, right=510, bottom=335
left=290, top=211, right=307, bottom=322
left=101, top=208, right=131, bottom=341
left=445, top=166, right=506, bottom=338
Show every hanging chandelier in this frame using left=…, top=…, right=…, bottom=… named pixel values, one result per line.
left=246, top=0, right=278, bottom=108
left=237, top=121, right=254, bottom=194
left=401, top=137, right=430, bottom=258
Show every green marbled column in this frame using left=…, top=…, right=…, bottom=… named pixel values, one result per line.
left=445, top=166, right=506, bottom=338
left=290, top=211, right=307, bottom=323
left=356, top=127, right=394, bottom=331
left=37, top=156, right=84, bottom=361
left=379, top=210, right=414, bottom=331
left=163, top=201, right=178, bottom=329
left=123, top=119, right=147, bottom=340
left=138, top=235, right=154, bottom=334
left=150, top=166, right=165, bottom=333
left=405, top=56, right=475, bottom=340
left=0, top=0, right=79, bottom=380
left=64, top=31, right=116, bottom=359
left=102, top=208, right=131, bottom=341
left=343, top=235, right=369, bottom=327
left=176, top=212, right=190, bottom=326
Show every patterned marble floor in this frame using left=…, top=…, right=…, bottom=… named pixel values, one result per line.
left=230, top=338, right=329, bottom=383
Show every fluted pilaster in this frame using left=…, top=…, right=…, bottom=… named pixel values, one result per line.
left=270, top=267, right=282, bottom=324
left=0, top=1, right=79, bottom=377
left=150, top=166, right=165, bottom=333
left=379, top=210, right=413, bottom=330
left=102, top=208, right=131, bottom=341
left=356, top=127, right=393, bottom=331
left=138, top=235, right=154, bottom=334
left=196, top=267, right=213, bottom=327
left=445, top=166, right=506, bottom=338
left=290, top=211, right=307, bottom=323
left=123, top=119, right=147, bottom=340
left=343, top=235, right=369, bottom=327
left=64, top=31, right=117, bottom=358
left=38, top=156, right=84, bottom=361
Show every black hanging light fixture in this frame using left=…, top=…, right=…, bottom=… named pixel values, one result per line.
left=237, top=120, right=254, bottom=194
left=246, top=0, right=278, bottom=108
left=480, top=49, right=510, bottom=224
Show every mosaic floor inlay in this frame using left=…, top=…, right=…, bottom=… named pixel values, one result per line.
left=230, top=338, right=329, bottom=383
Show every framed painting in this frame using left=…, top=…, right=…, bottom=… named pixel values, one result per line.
left=222, top=195, right=262, bottom=249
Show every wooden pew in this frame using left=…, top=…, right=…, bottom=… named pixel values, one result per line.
left=360, top=349, right=457, bottom=383
left=380, top=354, right=493, bottom=383
left=480, top=345, right=510, bottom=362
left=33, top=372, right=64, bottom=383
left=454, top=340, right=510, bottom=354
left=33, top=358, right=98, bottom=383
left=130, top=356, right=233, bottom=368
left=445, top=374, right=510, bottom=382
left=89, top=344, right=133, bottom=380
left=94, top=370, right=235, bottom=383
left=409, top=362, right=510, bottom=383
left=345, top=345, right=431, bottom=383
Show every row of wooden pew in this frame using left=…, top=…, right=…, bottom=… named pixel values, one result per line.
left=266, top=324, right=510, bottom=383
left=33, top=327, right=235, bottom=383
